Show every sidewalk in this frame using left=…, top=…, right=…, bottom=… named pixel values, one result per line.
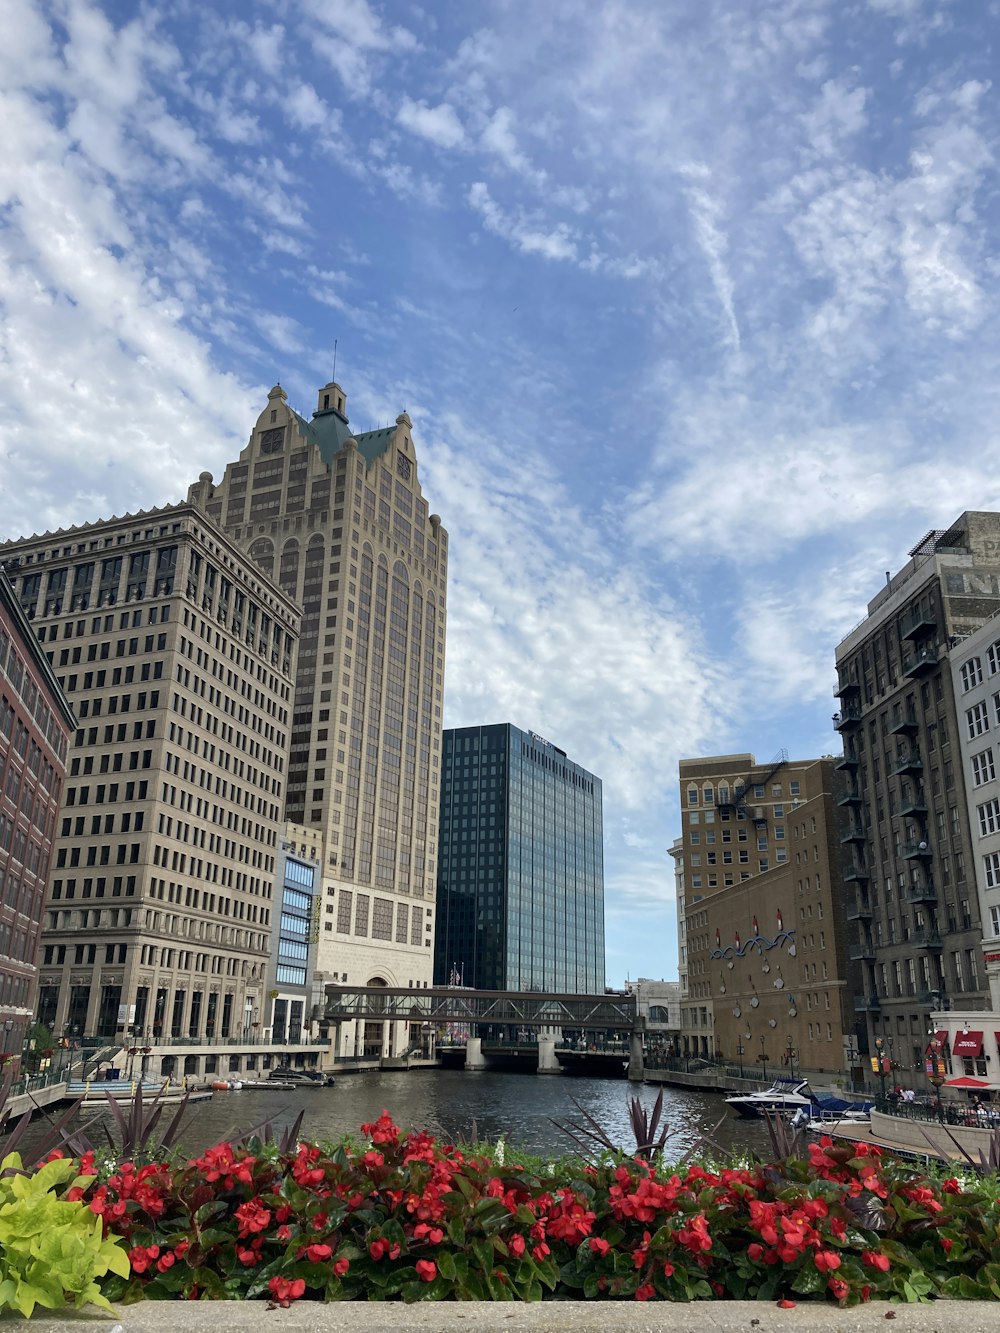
left=11, top=1302, right=1000, bottom=1332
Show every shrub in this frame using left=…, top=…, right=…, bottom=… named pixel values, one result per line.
left=61, top=1112, right=1000, bottom=1306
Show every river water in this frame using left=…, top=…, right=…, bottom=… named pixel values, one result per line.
left=143, top=1071, right=775, bottom=1162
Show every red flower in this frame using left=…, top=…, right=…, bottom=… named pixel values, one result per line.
left=415, top=1259, right=437, bottom=1283
left=747, top=1242, right=764, bottom=1261
left=828, top=1277, right=850, bottom=1301
left=814, top=1249, right=841, bottom=1273
left=862, top=1249, right=890, bottom=1272
left=776, top=1299, right=796, bottom=1308
left=589, top=1237, right=610, bottom=1257
left=333, top=1256, right=350, bottom=1278
left=508, top=1234, right=526, bottom=1257
left=635, top=1283, right=656, bottom=1301
left=663, top=1262, right=675, bottom=1278
left=234, top=1199, right=271, bottom=1237
left=268, top=1276, right=305, bottom=1306
left=303, top=1243, right=332, bottom=1263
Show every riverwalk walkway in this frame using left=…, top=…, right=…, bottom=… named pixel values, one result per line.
left=16, top=1302, right=1000, bottom=1331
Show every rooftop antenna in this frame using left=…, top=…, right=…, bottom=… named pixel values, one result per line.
left=332, top=338, right=338, bottom=383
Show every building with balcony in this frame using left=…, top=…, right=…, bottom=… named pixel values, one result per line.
left=0, top=570, right=75, bottom=1067
left=678, top=754, right=859, bottom=1076
left=433, top=724, right=604, bottom=993
left=833, top=514, right=1000, bottom=1087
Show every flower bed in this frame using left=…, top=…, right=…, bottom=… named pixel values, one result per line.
left=20, top=1114, right=1000, bottom=1308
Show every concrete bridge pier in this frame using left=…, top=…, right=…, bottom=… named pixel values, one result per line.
left=628, top=1028, right=645, bottom=1082
left=465, top=1036, right=486, bottom=1070
left=537, top=1035, right=560, bottom=1074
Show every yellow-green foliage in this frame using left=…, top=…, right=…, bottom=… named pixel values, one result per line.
left=0, top=1153, right=130, bottom=1317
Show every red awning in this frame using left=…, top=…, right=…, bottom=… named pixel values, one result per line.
left=935, top=1029, right=949, bottom=1044
left=952, top=1030, right=984, bottom=1058
left=994, top=1031, right=1000, bottom=1052
left=944, top=1075, right=990, bottom=1088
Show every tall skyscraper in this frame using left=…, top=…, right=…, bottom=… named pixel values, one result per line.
left=0, top=569, right=75, bottom=1063
left=188, top=381, right=447, bottom=991
left=434, top=723, right=604, bottom=993
left=678, top=754, right=858, bottom=1074
left=0, top=505, right=298, bottom=1048
left=834, top=514, right=1000, bottom=1075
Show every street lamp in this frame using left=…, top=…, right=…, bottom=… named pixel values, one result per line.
left=786, top=1035, right=796, bottom=1079
left=759, top=1035, right=768, bottom=1082
left=873, top=1036, right=890, bottom=1107
left=2, top=1018, right=13, bottom=1063
left=925, top=1029, right=947, bottom=1120
left=736, top=1043, right=745, bottom=1078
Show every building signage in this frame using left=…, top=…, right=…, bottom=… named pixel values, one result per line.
left=528, top=731, right=552, bottom=748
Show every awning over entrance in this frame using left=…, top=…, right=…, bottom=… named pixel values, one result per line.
left=944, top=1075, right=990, bottom=1088
left=952, top=1030, right=984, bottom=1058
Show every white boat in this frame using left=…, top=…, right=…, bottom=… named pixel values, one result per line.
left=803, top=1108, right=872, bottom=1136
left=725, top=1079, right=815, bottom=1119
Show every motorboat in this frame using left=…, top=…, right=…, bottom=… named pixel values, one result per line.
left=725, top=1078, right=816, bottom=1119
left=268, top=1066, right=335, bottom=1087
left=797, top=1095, right=874, bottom=1134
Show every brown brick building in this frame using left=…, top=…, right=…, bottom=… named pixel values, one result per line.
left=0, top=569, right=75, bottom=1066
left=679, top=754, right=860, bottom=1080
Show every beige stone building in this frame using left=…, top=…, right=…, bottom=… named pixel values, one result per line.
left=187, top=381, right=447, bottom=1009
left=679, top=754, right=858, bottom=1079
left=0, top=504, right=298, bottom=1053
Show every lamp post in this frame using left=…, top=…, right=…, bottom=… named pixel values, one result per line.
left=736, top=1043, right=745, bottom=1079
left=2, top=1018, right=13, bottom=1068
left=786, top=1035, right=796, bottom=1079
left=759, top=1035, right=768, bottom=1083
left=873, top=1036, right=889, bottom=1108
left=926, top=1029, right=947, bottom=1121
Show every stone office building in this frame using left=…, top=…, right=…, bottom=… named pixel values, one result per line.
left=0, top=570, right=75, bottom=1063
left=833, top=514, right=1000, bottom=1082
left=187, top=381, right=448, bottom=1013
left=0, top=505, right=298, bottom=1047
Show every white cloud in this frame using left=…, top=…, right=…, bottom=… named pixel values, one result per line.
left=681, top=180, right=741, bottom=351
left=468, top=181, right=578, bottom=262
left=396, top=97, right=466, bottom=149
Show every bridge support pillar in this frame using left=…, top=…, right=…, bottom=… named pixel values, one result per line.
left=628, top=1030, right=644, bottom=1082
left=537, top=1036, right=560, bottom=1074
left=465, top=1037, right=486, bottom=1070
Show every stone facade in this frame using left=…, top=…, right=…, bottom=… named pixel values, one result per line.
left=0, top=505, right=298, bottom=1043
left=187, top=381, right=448, bottom=1008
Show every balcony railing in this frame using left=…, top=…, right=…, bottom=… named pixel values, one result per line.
left=846, top=898, right=874, bottom=922
left=902, top=840, right=932, bottom=860
left=900, top=606, right=937, bottom=641
left=910, top=929, right=943, bottom=952
left=833, top=703, right=863, bottom=731
left=843, top=865, right=870, bottom=884
left=899, top=789, right=928, bottom=818
left=902, top=645, right=939, bottom=678
left=854, top=995, right=881, bottom=1013
left=840, top=824, right=867, bottom=844
left=888, top=710, right=919, bottom=736
left=834, top=677, right=862, bottom=698
left=849, top=942, right=877, bottom=962
left=906, top=882, right=938, bottom=906
left=837, top=788, right=863, bottom=806
left=890, top=752, right=923, bottom=777
left=835, top=752, right=859, bottom=771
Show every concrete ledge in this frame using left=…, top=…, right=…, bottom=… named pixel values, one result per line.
left=7, top=1302, right=1000, bottom=1332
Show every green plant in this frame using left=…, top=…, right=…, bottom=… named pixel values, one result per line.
left=0, top=1151, right=129, bottom=1316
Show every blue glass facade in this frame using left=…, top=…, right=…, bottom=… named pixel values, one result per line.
left=434, top=724, right=604, bottom=992
left=269, top=852, right=319, bottom=1042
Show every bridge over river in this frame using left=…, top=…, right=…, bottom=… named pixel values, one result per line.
left=321, top=986, right=643, bottom=1078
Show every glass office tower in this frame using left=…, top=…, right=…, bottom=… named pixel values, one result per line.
left=434, top=723, right=604, bottom=993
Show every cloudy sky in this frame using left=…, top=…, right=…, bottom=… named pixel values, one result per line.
left=3, top=0, right=1000, bottom=987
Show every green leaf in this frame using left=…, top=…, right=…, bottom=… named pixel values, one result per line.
left=436, top=1249, right=457, bottom=1281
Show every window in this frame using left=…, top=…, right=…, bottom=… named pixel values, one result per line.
left=978, top=798, right=1000, bottom=836
left=988, top=639, right=1000, bottom=676
left=972, top=748, right=996, bottom=787
left=967, top=702, right=990, bottom=739
left=991, top=904, right=1000, bottom=938
left=961, top=657, right=983, bottom=691
left=985, top=851, right=1000, bottom=889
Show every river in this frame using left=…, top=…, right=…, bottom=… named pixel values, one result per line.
left=114, top=1071, right=776, bottom=1162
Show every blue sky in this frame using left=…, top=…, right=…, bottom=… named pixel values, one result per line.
left=2, top=0, right=1000, bottom=988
